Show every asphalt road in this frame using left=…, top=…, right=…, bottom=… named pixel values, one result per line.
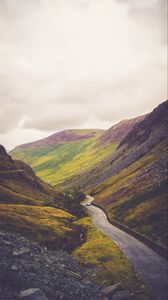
left=84, top=196, right=168, bottom=300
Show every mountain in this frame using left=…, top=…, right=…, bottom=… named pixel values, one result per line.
left=10, top=100, right=168, bottom=247
left=16, top=129, right=104, bottom=149
left=0, top=145, right=82, bottom=250
left=0, top=144, right=61, bottom=206
left=10, top=119, right=142, bottom=188
left=91, top=100, right=168, bottom=246
left=97, top=115, right=146, bottom=145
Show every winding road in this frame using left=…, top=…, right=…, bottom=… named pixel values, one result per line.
left=84, top=196, right=168, bottom=300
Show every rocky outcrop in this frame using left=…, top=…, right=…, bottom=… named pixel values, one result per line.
left=0, top=145, right=16, bottom=171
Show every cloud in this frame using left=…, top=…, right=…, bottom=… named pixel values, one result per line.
left=0, top=0, right=167, bottom=149
left=116, top=0, right=167, bottom=44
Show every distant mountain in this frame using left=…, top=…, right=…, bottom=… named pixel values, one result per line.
left=14, top=129, right=104, bottom=149
left=10, top=121, right=143, bottom=188
left=10, top=100, right=168, bottom=247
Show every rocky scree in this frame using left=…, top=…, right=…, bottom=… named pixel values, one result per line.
left=0, top=231, right=101, bottom=300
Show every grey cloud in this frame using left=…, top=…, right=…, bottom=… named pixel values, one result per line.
left=116, top=0, right=167, bottom=43
left=0, top=0, right=167, bottom=149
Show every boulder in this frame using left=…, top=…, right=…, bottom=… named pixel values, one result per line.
left=55, top=290, right=65, bottom=299
left=13, top=247, right=30, bottom=256
left=101, top=283, right=123, bottom=297
left=19, top=288, right=48, bottom=300
left=112, top=289, right=132, bottom=300
left=11, top=265, right=18, bottom=271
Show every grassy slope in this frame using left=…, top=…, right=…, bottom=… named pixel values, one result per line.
left=0, top=145, right=82, bottom=251
left=0, top=204, right=80, bottom=250
left=93, top=152, right=168, bottom=246
left=11, top=135, right=117, bottom=187
left=74, top=217, right=152, bottom=300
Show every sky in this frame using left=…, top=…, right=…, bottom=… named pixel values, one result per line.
left=0, top=0, right=167, bottom=150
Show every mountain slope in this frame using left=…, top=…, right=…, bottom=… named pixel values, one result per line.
left=11, top=118, right=143, bottom=188
left=0, top=145, right=61, bottom=206
left=92, top=100, right=168, bottom=246
left=97, top=114, right=146, bottom=145
left=0, top=145, right=81, bottom=250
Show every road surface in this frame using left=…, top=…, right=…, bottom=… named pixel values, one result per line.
left=84, top=196, right=168, bottom=300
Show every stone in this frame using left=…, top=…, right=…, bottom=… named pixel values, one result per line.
left=112, top=289, right=132, bottom=300
left=67, top=270, right=82, bottom=280
left=3, top=240, right=12, bottom=245
left=0, top=231, right=6, bottom=236
left=19, top=288, right=48, bottom=300
left=11, top=265, right=18, bottom=271
left=101, top=283, right=123, bottom=297
left=13, top=247, right=30, bottom=256
left=55, top=290, right=65, bottom=299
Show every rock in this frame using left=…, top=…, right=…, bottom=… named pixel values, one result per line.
left=19, top=288, right=48, bottom=300
left=3, top=240, right=12, bottom=245
left=83, top=279, right=92, bottom=285
left=112, top=289, right=132, bottom=300
left=0, top=231, right=6, bottom=236
left=67, top=270, right=82, bottom=280
left=11, top=265, right=18, bottom=271
left=55, top=290, right=65, bottom=299
left=101, top=283, right=123, bottom=297
left=13, top=247, right=30, bottom=256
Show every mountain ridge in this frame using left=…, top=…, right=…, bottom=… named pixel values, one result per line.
left=12, top=129, right=104, bottom=150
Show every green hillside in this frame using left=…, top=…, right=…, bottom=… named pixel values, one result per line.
left=0, top=144, right=82, bottom=250
left=11, top=129, right=117, bottom=187
left=11, top=122, right=142, bottom=188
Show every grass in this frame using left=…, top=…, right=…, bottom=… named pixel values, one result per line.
left=11, top=137, right=117, bottom=188
left=73, top=217, right=152, bottom=300
left=124, top=192, right=168, bottom=245
left=93, top=154, right=155, bottom=199
left=0, top=175, right=57, bottom=206
left=0, top=204, right=81, bottom=251
left=93, top=152, right=168, bottom=247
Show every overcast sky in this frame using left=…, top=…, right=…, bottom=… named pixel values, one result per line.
left=0, top=0, right=167, bottom=150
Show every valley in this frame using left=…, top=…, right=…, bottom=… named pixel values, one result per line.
left=0, top=100, right=167, bottom=300
left=11, top=100, right=168, bottom=248
left=0, top=142, right=151, bottom=300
